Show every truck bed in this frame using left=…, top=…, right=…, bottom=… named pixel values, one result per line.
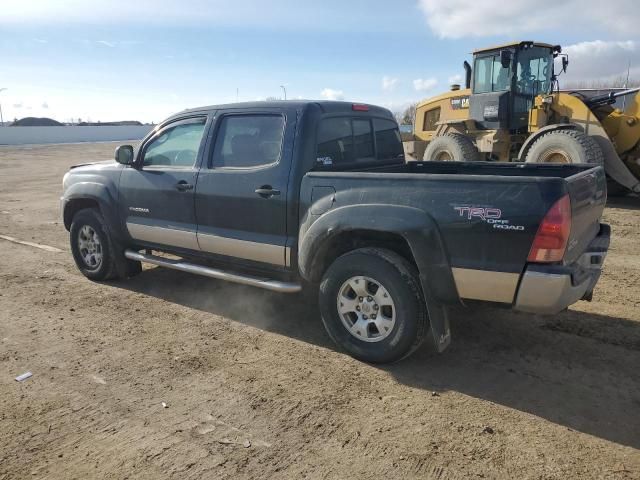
left=302, top=161, right=607, bottom=304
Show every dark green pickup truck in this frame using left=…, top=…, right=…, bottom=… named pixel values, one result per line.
left=61, top=101, right=609, bottom=362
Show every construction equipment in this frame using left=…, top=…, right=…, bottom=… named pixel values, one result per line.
left=407, top=41, right=640, bottom=193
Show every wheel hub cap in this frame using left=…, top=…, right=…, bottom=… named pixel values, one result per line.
left=337, top=276, right=396, bottom=343
left=77, top=225, right=103, bottom=270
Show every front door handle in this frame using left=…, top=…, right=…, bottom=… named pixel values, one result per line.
left=175, top=181, right=194, bottom=192
left=255, top=186, right=281, bottom=198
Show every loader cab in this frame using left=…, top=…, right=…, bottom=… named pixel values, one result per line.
left=470, top=42, right=556, bottom=132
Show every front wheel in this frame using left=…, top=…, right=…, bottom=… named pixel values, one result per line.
left=69, top=208, right=138, bottom=281
left=318, top=248, right=428, bottom=363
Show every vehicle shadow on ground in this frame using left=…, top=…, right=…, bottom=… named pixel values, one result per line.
left=116, top=266, right=640, bottom=449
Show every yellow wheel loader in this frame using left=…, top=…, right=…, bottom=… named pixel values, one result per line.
left=406, top=41, right=640, bottom=193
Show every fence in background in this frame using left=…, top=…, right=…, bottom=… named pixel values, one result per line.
left=0, top=126, right=154, bottom=146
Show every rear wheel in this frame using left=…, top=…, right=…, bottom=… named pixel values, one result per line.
left=423, top=133, right=480, bottom=162
left=318, top=248, right=428, bottom=363
left=525, top=129, right=604, bottom=165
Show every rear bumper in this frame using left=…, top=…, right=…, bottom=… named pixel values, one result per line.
left=514, top=223, right=610, bottom=314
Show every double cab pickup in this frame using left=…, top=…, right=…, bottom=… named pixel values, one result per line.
left=61, top=101, right=609, bottom=362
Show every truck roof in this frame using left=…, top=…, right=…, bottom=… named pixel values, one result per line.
left=167, top=100, right=395, bottom=121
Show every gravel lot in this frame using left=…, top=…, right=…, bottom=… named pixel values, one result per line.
left=1, top=142, right=639, bottom=479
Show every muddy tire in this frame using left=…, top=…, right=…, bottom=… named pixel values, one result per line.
left=525, top=129, right=604, bottom=165
left=423, top=133, right=480, bottom=162
left=318, top=248, right=428, bottom=363
left=69, top=208, right=140, bottom=281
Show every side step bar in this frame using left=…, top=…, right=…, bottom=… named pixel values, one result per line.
left=124, top=249, right=302, bottom=293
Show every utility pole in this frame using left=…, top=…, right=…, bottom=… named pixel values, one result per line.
left=0, top=88, right=6, bottom=126
left=623, top=60, right=631, bottom=110
left=280, top=85, right=287, bottom=100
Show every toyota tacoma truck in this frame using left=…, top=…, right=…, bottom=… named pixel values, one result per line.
left=61, top=101, right=610, bottom=363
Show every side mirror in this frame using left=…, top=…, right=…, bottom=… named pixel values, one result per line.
left=500, top=50, right=512, bottom=69
left=115, top=145, right=134, bottom=165
left=562, top=56, right=569, bottom=73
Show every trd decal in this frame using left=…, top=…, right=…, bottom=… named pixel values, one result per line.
left=454, top=206, right=501, bottom=220
left=454, top=206, right=524, bottom=231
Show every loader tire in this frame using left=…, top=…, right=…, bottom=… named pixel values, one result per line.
left=525, top=129, right=604, bottom=165
left=423, top=134, right=480, bottom=162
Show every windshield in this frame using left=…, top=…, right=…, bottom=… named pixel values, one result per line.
left=515, top=46, right=552, bottom=95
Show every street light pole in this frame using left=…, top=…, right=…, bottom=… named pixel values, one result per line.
left=0, top=88, right=6, bottom=126
left=280, top=85, right=287, bottom=101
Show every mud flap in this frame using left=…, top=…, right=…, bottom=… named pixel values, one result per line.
left=424, top=290, right=451, bottom=353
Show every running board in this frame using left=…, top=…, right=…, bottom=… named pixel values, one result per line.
left=124, top=249, right=302, bottom=293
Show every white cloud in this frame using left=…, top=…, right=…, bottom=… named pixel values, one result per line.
left=97, top=40, right=115, bottom=48
left=320, top=88, right=344, bottom=101
left=382, top=76, right=399, bottom=92
left=560, top=40, right=640, bottom=85
left=413, top=78, right=438, bottom=92
left=448, top=74, right=462, bottom=84
left=42, top=102, right=49, bottom=109
left=417, top=0, right=639, bottom=39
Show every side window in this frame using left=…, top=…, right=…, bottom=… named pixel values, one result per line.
left=211, top=115, right=285, bottom=168
left=142, top=119, right=206, bottom=167
left=373, top=118, right=404, bottom=160
left=492, top=56, right=510, bottom=91
left=474, top=55, right=510, bottom=93
left=317, top=117, right=353, bottom=166
left=423, top=107, right=440, bottom=131
left=474, top=56, right=493, bottom=94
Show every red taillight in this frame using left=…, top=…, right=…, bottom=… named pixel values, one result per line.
left=352, top=103, right=369, bottom=111
left=528, top=194, right=572, bottom=263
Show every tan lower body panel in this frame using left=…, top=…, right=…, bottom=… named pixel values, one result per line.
left=197, top=232, right=286, bottom=266
left=451, top=267, right=520, bottom=304
left=126, top=222, right=199, bottom=250
left=127, top=222, right=287, bottom=266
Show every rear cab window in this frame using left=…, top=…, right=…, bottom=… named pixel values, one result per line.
left=316, top=116, right=404, bottom=169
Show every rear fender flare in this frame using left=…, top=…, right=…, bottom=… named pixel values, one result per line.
left=298, top=204, right=460, bottom=306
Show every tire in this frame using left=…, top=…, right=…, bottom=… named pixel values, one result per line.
left=318, top=248, right=428, bottom=363
left=69, top=208, right=140, bottom=281
left=525, top=129, right=604, bottom=165
left=423, top=133, right=480, bottom=162
left=606, top=178, right=630, bottom=197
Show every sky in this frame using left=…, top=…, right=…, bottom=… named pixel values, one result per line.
left=1, top=0, right=639, bottom=123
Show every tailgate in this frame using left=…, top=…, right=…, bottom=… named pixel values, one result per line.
left=564, top=166, right=607, bottom=264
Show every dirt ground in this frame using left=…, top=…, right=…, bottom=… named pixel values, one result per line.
left=0, top=142, right=639, bottom=480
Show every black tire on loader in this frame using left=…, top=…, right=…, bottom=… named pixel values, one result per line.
left=423, top=133, right=481, bottom=162
left=524, top=129, right=604, bottom=165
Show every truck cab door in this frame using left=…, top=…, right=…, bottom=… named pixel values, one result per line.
left=194, top=108, right=296, bottom=269
left=118, top=116, right=209, bottom=252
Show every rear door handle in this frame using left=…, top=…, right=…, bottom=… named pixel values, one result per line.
left=175, top=181, right=194, bottom=192
left=255, top=186, right=281, bottom=198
